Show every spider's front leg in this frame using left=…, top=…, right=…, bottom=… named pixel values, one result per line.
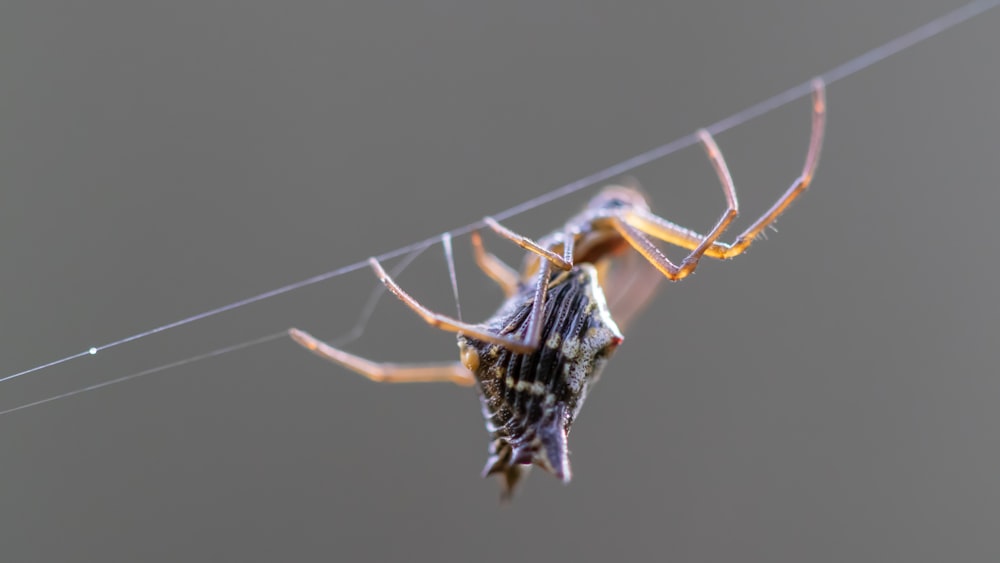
left=611, top=127, right=740, bottom=281
left=366, top=257, right=547, bottom=354
left=483, top=216, right=576, bottom=272
left=474, top=216, right=581, bottom=351
left=617, top=78, right=826, bottom=269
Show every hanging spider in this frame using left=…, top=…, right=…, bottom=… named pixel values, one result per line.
left=290, top=79, right=826, bottom=499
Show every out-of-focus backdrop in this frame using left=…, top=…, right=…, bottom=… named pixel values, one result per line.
left=2, top=2, right=999, bottom=562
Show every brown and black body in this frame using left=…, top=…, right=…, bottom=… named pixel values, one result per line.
left=457, top=264, right=623, bottom=497
left=289, top=80, right=825, bottom=499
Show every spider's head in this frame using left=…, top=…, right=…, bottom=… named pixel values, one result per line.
left=587, top=182, right=651, bottom=214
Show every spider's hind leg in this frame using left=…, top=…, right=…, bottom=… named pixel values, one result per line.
left=289, top=328, right=475, bottom=386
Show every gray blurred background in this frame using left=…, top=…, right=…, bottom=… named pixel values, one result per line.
left=2, top=2, right=999, bottom=562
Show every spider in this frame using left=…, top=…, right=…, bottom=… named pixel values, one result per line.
left=289, top=79, right=826, bottom=498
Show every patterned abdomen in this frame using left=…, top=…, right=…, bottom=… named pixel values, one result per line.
left=457, top=264, right=623, bottom=497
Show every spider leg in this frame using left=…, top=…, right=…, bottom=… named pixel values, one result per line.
left=482, top=216, right=573, bottom=271
left=470, top=217, right=567, bottom=351
left=369, top=257, right=540, bottom=353
left=622, top=78, right=826, bottom=260
left=522, top=257, right=552, bottom=351
left=559, top=225, right=576, bottom=265
left=471, top=231, right=520, bottom=298
left=289, top=328, right=475, bottom=386
left=611, top=128, right=740, bottom=281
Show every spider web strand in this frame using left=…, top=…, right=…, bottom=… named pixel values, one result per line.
left=2, top=0, right=996, bottom=393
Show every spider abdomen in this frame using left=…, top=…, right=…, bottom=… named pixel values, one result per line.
left=457, top=264, right=623, bottom=497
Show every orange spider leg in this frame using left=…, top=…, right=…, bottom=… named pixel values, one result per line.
left=611, top=126, right=740, bottom=281
left=471, top=231, right=519, bottom=298
left=483, top=216, right=573, bottom=271
left=622, top=78, right=826, bottom=261
left=289, top=328, right=475, bottom=386
left=369, top=257, right=545, bottom=354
